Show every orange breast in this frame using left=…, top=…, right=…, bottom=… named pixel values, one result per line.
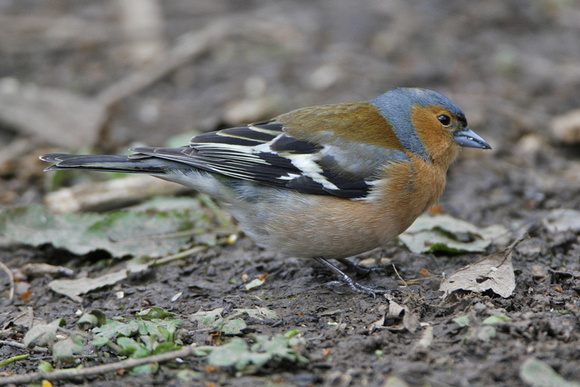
left=227, top=156, right=447, bottom=260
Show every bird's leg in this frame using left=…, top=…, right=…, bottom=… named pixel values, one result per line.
left=336, top=258, right=371, bottom=276
left=313, top=257, right=393, bottom=296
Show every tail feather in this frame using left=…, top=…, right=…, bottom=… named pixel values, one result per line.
left=40, top=153, right=170, bottom=174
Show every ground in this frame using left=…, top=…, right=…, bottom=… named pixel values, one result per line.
left=0, top=1, right=579, bottom=386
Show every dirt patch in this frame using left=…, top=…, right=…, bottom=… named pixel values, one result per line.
left=1, top=1, right=579, bottom=386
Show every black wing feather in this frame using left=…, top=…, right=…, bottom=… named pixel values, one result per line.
left=131, top=121, right=371, bottom=198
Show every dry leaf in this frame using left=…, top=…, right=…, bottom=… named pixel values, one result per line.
left=367, top=304, right=387, bottom=334
left=367, top=296, right=419, bottom=333
left=399, top=214, right=508, bottom=254
left=244, top=275, right=266, bottom=290
left=439, top=237, right=523, bottom=298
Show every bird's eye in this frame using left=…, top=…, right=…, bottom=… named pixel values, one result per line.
left=437, top=114, right=451, bottom=126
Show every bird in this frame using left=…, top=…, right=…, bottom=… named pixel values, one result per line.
left=40, top=88, right=491, bottom=295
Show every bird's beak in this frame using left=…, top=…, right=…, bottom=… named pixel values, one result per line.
left=453, top=128, right=491, bottom=149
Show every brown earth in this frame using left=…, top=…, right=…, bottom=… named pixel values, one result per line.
left=1, top=1, right=579, bottom=386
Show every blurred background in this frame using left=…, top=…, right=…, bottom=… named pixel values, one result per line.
left=1, top=0, right=580, bottom=224
left=1, top=4, right=579, bottom=384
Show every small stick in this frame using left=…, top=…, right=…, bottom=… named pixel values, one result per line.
left=0, top=345, right=200, bottom=386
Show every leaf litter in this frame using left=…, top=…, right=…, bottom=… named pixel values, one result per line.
left=16, top=305, right=302, bottom=380
left=0, top=195, right=238, bottom=301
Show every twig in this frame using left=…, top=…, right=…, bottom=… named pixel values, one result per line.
left=505, top=232, right=529, bottom=259
left=0, top=345, right=199, bottom=385
left=0, top=340, right=49, bottom=353
left=44, top=175, right=190, bottom=213
left=0, top=354, right=29, bottom=367
left=149, top=245, right=208, bottom=267
left=391, top=264, right=408, bottom=288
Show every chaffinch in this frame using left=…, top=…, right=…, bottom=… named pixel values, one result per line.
left=41, top=88, right=491, bottom=295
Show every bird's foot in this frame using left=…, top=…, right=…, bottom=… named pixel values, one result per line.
left=314, top=257, right=394, bottom=297
left=336, top=258, right=372, bottom=276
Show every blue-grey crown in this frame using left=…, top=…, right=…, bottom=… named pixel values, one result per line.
left=370, top=88, right=464, bottom=161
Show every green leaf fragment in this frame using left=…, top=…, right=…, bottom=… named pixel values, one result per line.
left=205, top=331, right=308, bottom=372
left=190, top=307, right=279, bottom=335
left=477, top=325, right=497, bottom=342
left=77, top=309, right=107, bottom=330
left=452, top=315, right=471, bottom=328
left=154, top=341, right=182, bottom=355
left=137, top=307, right=175, bottom=320
left=0, top=354, right=29, bottom=367
left=117, top=337, right=151, bottom=358
left=483, top=315, right=511, bottom=325
left=190, top=308, right=226, bottom=330
left=230, top=308, right=279, bottom=321
left=91, top=320, right=139, bottom=347
left=520, top=357, right=580, bottom=387
left=52, top=335, right=84, bottom=363
left=38, top=360, right=54, bottom=373
left=177, top=369, right=203, bottom=381
left=208, top=338, right=252, bottom=370
left=131, top=362, right=159, bottom=375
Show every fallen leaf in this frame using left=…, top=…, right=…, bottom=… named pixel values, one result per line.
left=368, top=296, right=419, bottom=333
left=49, top=271, right=130, bottom=302
left=452, top=315, right=471, bottom=328
left=440, top=239, right=520, bottom=298
left=230, top=307, right=279, bottom=321
left=23, top=319, right=64, bottom=348
left=245, top=276, right=266, bottom=290
left=399, top=214, right=508, bottom=254
left=0, top=198, right=224, bottom=258
left=52, top=334, right=84, bottom=363
left=520, top=357, right=580, bottom=387
left=44, top=175, right=190, bottom=213
left=482, top=315, right=510, bottom=325
left=382, top=376, right=411, bottom=387
left=367, top=304, right=387, bottom=334
left=47, top=256, right=150, bottom=301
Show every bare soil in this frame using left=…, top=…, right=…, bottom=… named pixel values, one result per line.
left=1, top=1, right=579, bottom=386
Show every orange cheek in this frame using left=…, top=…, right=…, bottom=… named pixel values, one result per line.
left=410, top=105, right=453, bottom=161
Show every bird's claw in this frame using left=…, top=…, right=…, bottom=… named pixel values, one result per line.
left=315, top=257, right=395, bottom=297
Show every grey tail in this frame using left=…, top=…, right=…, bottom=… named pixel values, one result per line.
left=40, top=153, right=170, bottom=174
